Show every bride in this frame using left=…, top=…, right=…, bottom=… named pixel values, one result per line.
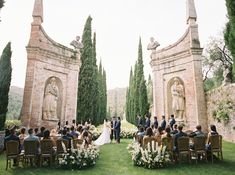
left=94, top=119, right=111, bottom=145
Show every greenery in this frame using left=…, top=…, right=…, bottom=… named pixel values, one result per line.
left=0, top=140, right=235, bottom=175
left=126, top=38, right=149, bottom=125
left=212, top=99, right=234, bottom=124
left=4, top=119, right=21, bottom=128
left=77, top=16, right=107, bottom=126
left=224, top=0, right=235, bottom=77
left=0, top=42, right=12, bottom=130
left=0, top=0, right=4, bottom=9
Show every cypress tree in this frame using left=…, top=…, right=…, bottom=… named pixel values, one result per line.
left=98, top=61, right=103, bottom=123
left=224, top=0, right=235, bottom=77
left=0, top=42, right=12, bottom=130
left=139, top=77, right=149, bottom=117
left=77, top=16, right=94, bottom=123
left=102, top=69, right=107, bottom=120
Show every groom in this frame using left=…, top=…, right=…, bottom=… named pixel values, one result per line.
left=114, top=117, right=121, bottom=143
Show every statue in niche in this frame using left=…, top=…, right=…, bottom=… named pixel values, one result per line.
left=171, top=77, right=185, bottom=120
left=147, top=37, right=160, bottom=51
left=42, top=77, right=59, bottom=120
left=70, top=36, right=83, bottom=52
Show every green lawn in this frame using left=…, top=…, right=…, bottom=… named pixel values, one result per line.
left=0, top=139, right=235, bottom=175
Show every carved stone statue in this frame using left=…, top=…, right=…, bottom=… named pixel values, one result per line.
left=147, top=37, right=160, bottom=51
left=42, top=77, right=59, bottom=120
left=70, top=36, right=83, bottom=52
left=171, top=77, right=185, bottom=120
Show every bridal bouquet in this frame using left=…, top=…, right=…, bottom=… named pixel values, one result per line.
left=58, top=142, right=100, bottom=170
left=127, top=141, right=171, bottom=169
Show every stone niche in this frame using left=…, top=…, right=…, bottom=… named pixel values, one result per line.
left=21, top=0, right=80, bottom=129
left=150, top=0, right=207, bottom=131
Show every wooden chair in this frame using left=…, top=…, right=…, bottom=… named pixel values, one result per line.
left=209, top=135, right=223, bottom=163
left=190, top=136, right=207, bottom=164
left=73, top=139, right=83, bottom=149
left=177, top=137, right=191, bottom=163
left=24, top=140, right=38, bottom=166
left=142, top=136, right=158, bottom=151
left=56, top=139, right=69, bottom=163
left=162, top=137, right=174, bottom=160
left=40, top=139, right=53, bottom=167
left=5, top=141, right=20, bottom=170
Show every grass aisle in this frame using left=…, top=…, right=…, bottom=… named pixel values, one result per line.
left=0, top=139, right=235, bottom=175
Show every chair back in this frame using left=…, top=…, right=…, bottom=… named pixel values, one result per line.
left=6, top=141, right=19, bottom=156
left=162, top=137, right=173, bottom=152
left=143, top=136, right=157, bottom=150
left=210, top=135, right=220, bottom=150
left=177, top=137, right=189, bottom=152
left=193, top=136, right=206, bottom=151
left=24, top=140, right=38, bottom=155
left=73, top=139, right=83, bottom=149
left=40, top=139, right=53, bottom=154
left=56, top=139, right=69, bottom=153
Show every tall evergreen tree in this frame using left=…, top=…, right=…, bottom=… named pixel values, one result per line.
left=77, top=16, right=95, bottom=123
left=91, top=32, right=99, bottom=125
left=139, top=77, right=149, bottom=117
left=0, top=0, right=4, bottom=9
left=147, top=74, right=153, bottom=106
left=0, top=42, right=12, bottom=130
left=224, top=0, right=235, bottom=77
left=102, top=69, right=107, bottom=120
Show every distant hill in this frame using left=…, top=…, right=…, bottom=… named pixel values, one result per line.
left=107, top=87, right=127, bottom=118
left=7, top=86, right=24, bottom=119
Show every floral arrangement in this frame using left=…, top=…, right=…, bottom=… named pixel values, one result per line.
left=58, top=140, right=99, bottom=170
left=127, top=141, right=171, bottom=169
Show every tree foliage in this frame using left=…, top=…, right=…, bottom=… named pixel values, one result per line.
left=0, top=0, right=4, bottom=9
left=0, top=42, right=12, bottom=130
left=125, top=38, right=149, bottom=125
left=224, top=0, right=235, bottom=77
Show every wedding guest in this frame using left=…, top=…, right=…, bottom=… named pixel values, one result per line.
left=189, top=125, right=205, bottom=138
left=64, top=121, right=69, bottom=128
left=60, top=129, right=71, bottom=148
left=70, top=126, right=78, bottom=139
left=24, top=128, right=40, bottom=152
left=160, top=115, right=166, bottom=130
left=72, top=119, right=76, bottom=127
left=169, top=114, right=176, bottom=130
left=153, top=116, right=158, bottom=129
left=42, top=130, right=51, bottom=140
left=137, top=115, right=143, bottom=128
left=137, top=126, right=145, bottom=138
left=36, top=126, right=46, bottom=139
left=19, top=127, right=27, bottom=150
left=171, top=124, right=178, bottom=135
left=207, top=124, right=219, bottom=146
left=50, top=129, right=58, bottom=146
left=162, top=127, right=173, bottom=149
left=154, top=126, right=164, bottom=146
left=77, top=125, right=83, bottom=138
left=34, top=128, right=39, bottom=136
left=81, top=130, right=91, bottom=148
left=145, top=115, right=151, bottom=130
left=143, top=127, right=154, bottom=147
left=173, top=125, right=188, bottom=152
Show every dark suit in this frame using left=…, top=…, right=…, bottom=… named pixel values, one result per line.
left=160, top=119, right=166, bottom=130
left=4, top=134, right=20, bottom=151
left=137, top=117, right=143, bottom=128
left=110, top=120, right=116, bottom=141
left=169, top=118, right=176, bottom=129
left=114, top=120, right=121, bottom=143
left=173, top=131, right=188, bottom=152
left=145, top=118, right=151, bottom=129
left=153, top=119, right=158, bottom=129
left=60, top=135, right=71, bottom=148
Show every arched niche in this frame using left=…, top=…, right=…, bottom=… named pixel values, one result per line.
left=167, top=77, right=186, bottom=121
left=42, top=76, right=63, bottom=121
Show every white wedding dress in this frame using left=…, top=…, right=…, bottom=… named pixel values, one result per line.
left=94, top=121, right=111, bottom=145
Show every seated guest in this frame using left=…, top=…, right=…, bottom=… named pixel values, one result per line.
left=24, top=128, right=40, bottom=152
left=5, top=128, right=11, bottom=137
left=42, top=130, right=51, bottom=140
left=4, top=126, right=20, bottom=166
left=206, top=124, right=219, bottom=148
left=60, top=129, right=71, bottom=148
left=189, top=125, right=205, bottom=138
left=81, top=130, right=91, bottom=148
left=77, top=125, right=83, bottom=137
left=162, top=127, right=173, bottom=150
left=50, top=129, right=58, bottom=146
left=36, top=127, right=46, bottom=139
left=19, top=127, right=27, bottom=150
left=34, top=128, right=39, bottom=136
left=171, top=124, right=178, bottom=135
left=143, top=127, right=155, bottom=147
left=64, top=121, right=69, bottom=128
left=70, top=126, right=78, bottom=139
left=160, top=115, right=166, bottom=130
left=173, top=125, right=188, bottom=152
left=136, top=126, right=145, bottom=145
left=66, top=127, right=73, bottom=139
left=154, top=126, right=164, bottom=146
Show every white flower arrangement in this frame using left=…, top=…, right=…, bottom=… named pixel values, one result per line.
left=58, top=142, right=100, bottom=170
left=127, top=141, right=171, bottom=169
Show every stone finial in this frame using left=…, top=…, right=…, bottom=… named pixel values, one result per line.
left=70, top=36, right=83, bottom=52
left=32, top=0, right=43, bottom=24
left=186, top=0, right=197, bottom=25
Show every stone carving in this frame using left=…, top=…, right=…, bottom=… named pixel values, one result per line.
left=147, top=37, right=160, bottom=51
left=171, top=78, right=185, bottom=120
left=70, top=36, right=83, bottom=52
left=42, top=77, right=59, bottom=120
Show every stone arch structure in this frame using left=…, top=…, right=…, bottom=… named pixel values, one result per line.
left=21, top=0, right=81, bottom=129
left=150, top=0, right=207, bottom=130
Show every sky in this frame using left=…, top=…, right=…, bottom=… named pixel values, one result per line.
left=0, top=0, right=227, bottom=90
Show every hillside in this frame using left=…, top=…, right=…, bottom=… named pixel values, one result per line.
left=107, top=87, right=127, bottom=118
left=7, top=86, right=24, bottom=119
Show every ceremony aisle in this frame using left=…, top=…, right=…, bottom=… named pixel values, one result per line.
left=0, top=140, right=235, bottom=175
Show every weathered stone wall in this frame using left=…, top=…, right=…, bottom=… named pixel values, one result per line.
left=206, top=84, right=235, bottom=143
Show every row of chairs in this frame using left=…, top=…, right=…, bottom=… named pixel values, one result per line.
left=5, top=138, right=84, bottom=170
left=142, top=135, right=223, bottom=164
